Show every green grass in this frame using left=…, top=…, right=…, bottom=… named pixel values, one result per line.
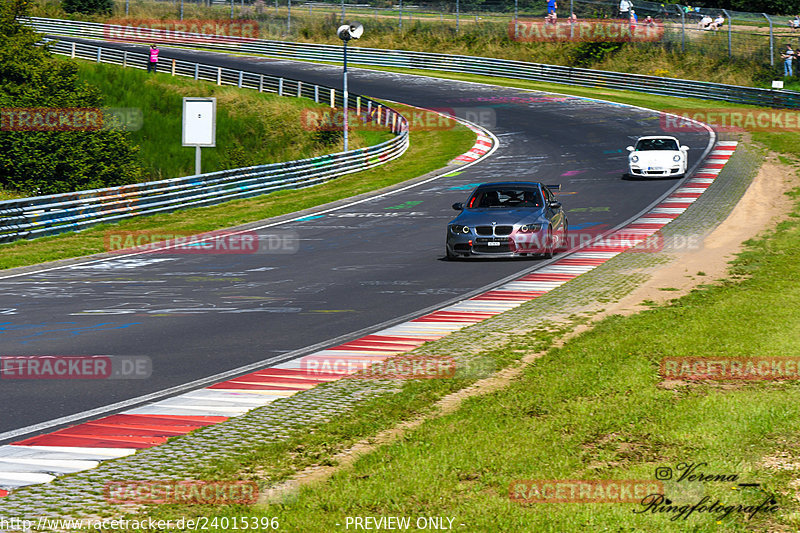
left=71, top=58, right=389, bottom=181
left=101, top=72, right=800, bottom=532
left=0, top=99, right=473, bottom=270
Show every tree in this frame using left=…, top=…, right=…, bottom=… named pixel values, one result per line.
left=0, top=0, right=141, bottom=195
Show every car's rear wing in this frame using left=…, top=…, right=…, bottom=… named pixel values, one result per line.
left=545, top=184, right=562, bottom=191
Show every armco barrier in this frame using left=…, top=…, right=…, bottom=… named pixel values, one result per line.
left=0, top=38, right=409, bottom=243
left=22, top=16, right=800, bottom=109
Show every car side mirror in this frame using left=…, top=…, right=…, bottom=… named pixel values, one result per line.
left=549, top=201, right=562, bottom=209
left=452, top=202, right=464, bottom=211
left=626, top=146, right=635, bottom=152
left=680, top=145, right=690, bottom=151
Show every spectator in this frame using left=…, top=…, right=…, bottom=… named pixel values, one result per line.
left=644, top=15, right=655, bottom=27
left=698, top=15, right=712, bottom=30
left=568, top=12, right=577, bottom=23
left=629, top=9, right=638, bottom=26
left=790, top=16, right=800, bottom=31
left=782, top=44, right=795, bottom=77
left=709, top=13, right=725, bottom=30
left=147, top=44, right=159, bottom=74
left=546, top=0, right=557, bottom=23
left=619, top=0, right=632, bottom=20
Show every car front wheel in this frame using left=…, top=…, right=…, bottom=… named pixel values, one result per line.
left=541, top=227, right=555, bottom=259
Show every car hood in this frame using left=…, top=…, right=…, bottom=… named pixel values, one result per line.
left=631, top=151, right=682, bottom=165
left=449, top=207, right=547, bottom=226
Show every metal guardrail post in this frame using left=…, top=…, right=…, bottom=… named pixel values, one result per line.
left=259, top=74, right=264, bottom=92
left=676, top=6, right=685, bottom=53
left=123, top=50, right=127, bottom=68
left=71, top=41, right=75, bottom=58
left=217, top=67, right=222, bottom=85
left=238, top=70, right=243, bottom=88
left=297, top=80, right=302, bottom=97
left=194, top=63, right=199, bottom=80
left=172, top=59, right=176, bottom=76
left=723, top=9, right=732, bottom=59
left=314, top=85, right=319, bottom=103
left=279, top=78, right=284, bottom=96
left=330, top=88, right=335, bottom=108
left=96, top=47, right=101, bottom=63
left=287, top=0, right=292, bottom=34
left=763, top=13, right=774, bottom=67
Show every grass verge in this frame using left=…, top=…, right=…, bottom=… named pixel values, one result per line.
left=0, top=100, right=474, bottom=271
left=71, top=58, right=389, bottom=181
left=101, top=73, right=800, bottom=532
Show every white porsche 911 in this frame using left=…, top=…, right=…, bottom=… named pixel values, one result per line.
left=626, top=136, right=689, bottom=178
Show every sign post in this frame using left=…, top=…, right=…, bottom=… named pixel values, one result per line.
left=182, top=97, right=217, bottom=175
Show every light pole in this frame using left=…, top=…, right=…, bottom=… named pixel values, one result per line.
left=337, top=22, right=363, bottom=153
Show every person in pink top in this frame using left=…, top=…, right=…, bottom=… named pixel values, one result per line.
left=147, top=44, right=159, bottom=73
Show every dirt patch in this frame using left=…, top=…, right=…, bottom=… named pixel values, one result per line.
left=256, top=153, right=799, bottom=506
left=608, top=157, right=797, bottom=315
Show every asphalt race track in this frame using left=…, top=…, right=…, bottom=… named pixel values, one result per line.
left=0, top=39, right=712, bottom=440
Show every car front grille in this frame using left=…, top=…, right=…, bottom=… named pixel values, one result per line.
left=475, top=225, right=514, bottom=236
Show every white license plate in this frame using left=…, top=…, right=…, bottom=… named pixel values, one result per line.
left=487, top=241, right=501, bottom=247
left=648, top=166, right=664, bottom=171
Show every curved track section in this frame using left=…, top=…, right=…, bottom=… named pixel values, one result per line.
left=0, top=41, right=712, bottom=451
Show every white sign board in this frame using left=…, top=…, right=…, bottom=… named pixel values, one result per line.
left=182, top=97, right=216, bottom=147
left=772, top=80, right=784, bottom=89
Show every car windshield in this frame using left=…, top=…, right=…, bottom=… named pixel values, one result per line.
left=635, top=138, right=679, bottom=151
left=468, top=187, right=543, bottom=208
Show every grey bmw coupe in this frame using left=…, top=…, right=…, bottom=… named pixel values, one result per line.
left=445, top=182, right=568, bottom=259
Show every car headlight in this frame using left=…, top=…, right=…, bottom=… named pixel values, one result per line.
left=518, top=224, right=543, bottom=233
left=630, top=155, right=639, bottom=163
left=673, top=154, right=682, bottom=162
left=450, top=224, right=470, bottom=234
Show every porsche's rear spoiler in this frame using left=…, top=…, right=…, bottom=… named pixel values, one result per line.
left=545, top=184, right=562, bottom=191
